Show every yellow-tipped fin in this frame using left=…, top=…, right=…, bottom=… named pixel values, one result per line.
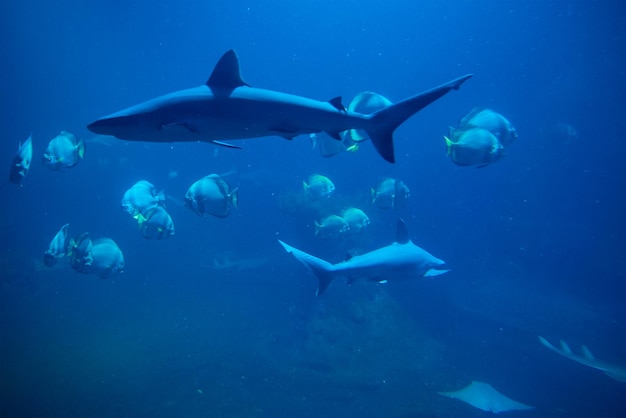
left=76, top=139, right=86, bottom=159
left=346, top=144, right=360, bottom=153
left=136, top=213, right=147, bottom=225
left=229, top=187, right=239, bottom=209
left=444, top=136, right=454, bottom=157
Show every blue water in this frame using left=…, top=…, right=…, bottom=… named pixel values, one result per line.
left=1, top=1, right=625, bottom=417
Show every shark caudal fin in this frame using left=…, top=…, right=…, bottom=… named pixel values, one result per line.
left=366, top=74, right=473, bottom=163
left=278, top=240, right=335, bottom=295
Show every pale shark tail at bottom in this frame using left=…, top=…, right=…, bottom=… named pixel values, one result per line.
left=278, top=240, right=335, bottom=296
left=366, top=74, right=473, bottom=163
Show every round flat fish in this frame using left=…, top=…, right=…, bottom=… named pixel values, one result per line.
left=445, top=127, right=504, bottom=167
left=460, top=108, right=517, bottom=147
left=121, top=180, right=165, bottom=216
left=138, top=206, right=175, bottom=239
left=42, top=131, right=85, bottom=170
left=89, top=238, right=125, bottom=278
left=341, top=207, right=370, bottom=234
left=185, top=174, right=238, bottom=218
left=315, top=214, right=350, bottom=239
left=303, top=174, right=335, bottom=200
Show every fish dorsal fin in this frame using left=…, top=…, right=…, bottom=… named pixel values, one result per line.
left=396, top=219, right=410, bottom=244
left=328, top=96, right=346, bottom=112
left=206, top=49, right=249, bottom=92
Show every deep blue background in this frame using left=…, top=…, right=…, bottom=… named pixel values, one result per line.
left=1, top=1, right=625, bottom=417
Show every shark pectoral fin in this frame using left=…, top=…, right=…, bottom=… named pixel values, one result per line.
left=211, top=140, right=242, bottom=149
left=603, top=371, right=626, bottom=382
left=162, top=122, right=199, bottom=134
left=424, top=268, right=450, bottom=278
left=269, top=127, right=299, bottom=140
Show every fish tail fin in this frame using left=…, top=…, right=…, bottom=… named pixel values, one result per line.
left=370, top=188, right=377, bottom=204
left=365, top=74, right=472, bottom=163
left=444, top=136, right=454, bottom=157
left=314, top=221, right=321, bottom=236
left=229, top=187, right=239, bottom=209
left=66, top=238, right=76, bottom=257
left=278, top=240, right=335, bottom=295
left=76, top=138, right=86, bottom=159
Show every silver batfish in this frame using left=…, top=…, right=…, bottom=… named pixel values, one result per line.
left=43, top=223, right=69, bottom=267
left=42, top=131, right=85, bottom=170
left=9, top=135, right=33, bottom=186
left=185, top=174, right=238, bottom=218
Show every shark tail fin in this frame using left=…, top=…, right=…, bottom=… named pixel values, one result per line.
left=278, top=240, right=335, bottom=295
left=365, top=74, right=473, bottom=163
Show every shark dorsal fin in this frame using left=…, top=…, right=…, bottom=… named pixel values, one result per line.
left=581, top=345, right=595, bottom=360
left=328, top=96, right=346, bottom=112
left=206, top=49, right=249, bottom=91
left=396, top=219, right=410, bottom=244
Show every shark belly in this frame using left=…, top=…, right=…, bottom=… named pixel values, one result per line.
left=89, top=85, right=371, bottom=143
left=333, top=245, right=424, bottom=282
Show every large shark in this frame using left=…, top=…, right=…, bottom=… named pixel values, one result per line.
left=279, top=219, right=449, bottom=295
left=538, top=336, right=626, bottom=382
left=87, top=49, right=472, bottom=163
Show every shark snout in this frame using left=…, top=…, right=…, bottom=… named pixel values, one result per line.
left=87, top=117, right=117, bottom=135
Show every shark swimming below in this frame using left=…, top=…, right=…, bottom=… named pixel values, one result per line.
left=439, top=381, right=534, bottom=414
left=279, top=219, right=449, bottom=295
left=87, top=49, right=472, bottom=163
left=538, top=336, right=626, bottom=382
